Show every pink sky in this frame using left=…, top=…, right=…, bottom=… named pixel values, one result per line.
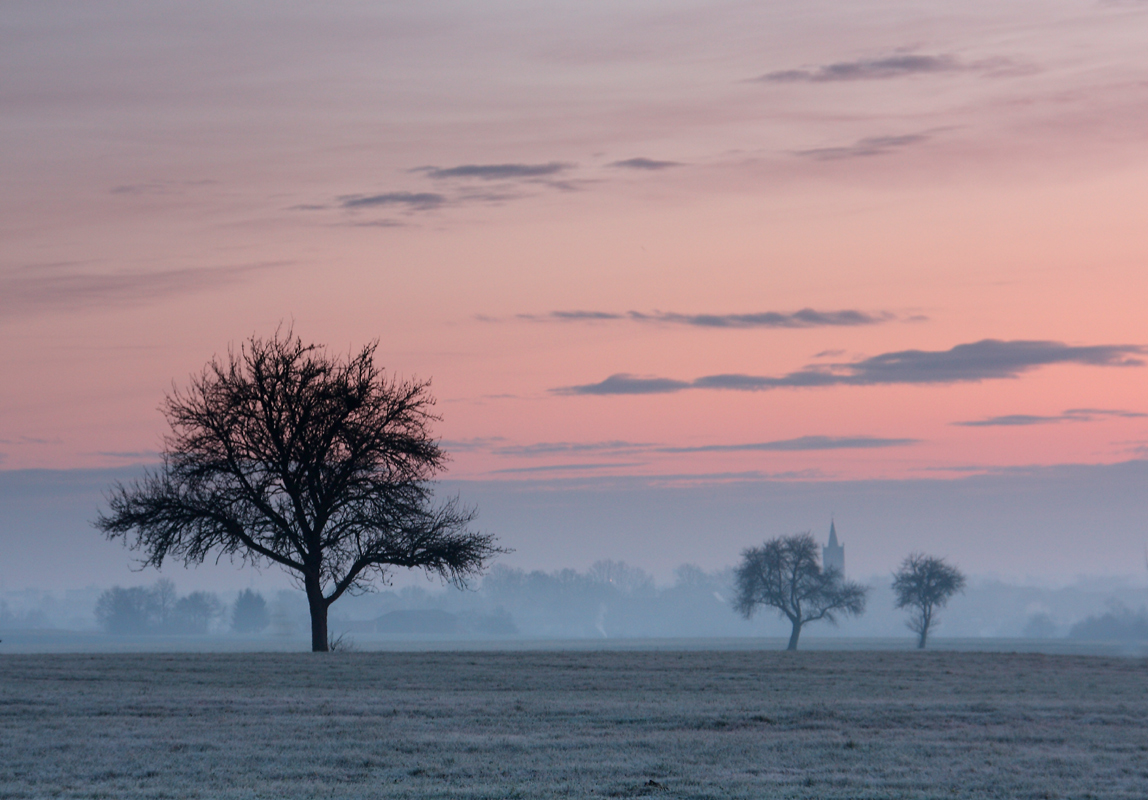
left=3, top=0, right=1148, bottom=483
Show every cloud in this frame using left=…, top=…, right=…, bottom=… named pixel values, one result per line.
left=536, top=310, right=626, bottom=321
left=94, top=450, right=162, bottom=460
left=515, top=308, right=892, bottom=327
left=631, top=309, right=890, bottom=328
left=439, top=437, right=509, bottom=452
left=417, top=162, right=571, bottom=180
left=337, top=192, right=445, bottom=210
left=491, top=462, right=646, bottom=474
left=0, top=262, right=289, bottom=318
left=609, top=158, right=681, bottom=170
left=760, top=54, right=962, bottom=83
left=797, top=133, right=930, bottom=160
left=561, top=374, right=692, bottom=395
left=1066, top=408, right=1148, bottom=418
left=555, top=339, right=1146, bottom=395
left=492, top=440, right=652, bottom=457
left=953, top=408, right=1147, bottom=427
left=659, top=436, right=918, bottom=453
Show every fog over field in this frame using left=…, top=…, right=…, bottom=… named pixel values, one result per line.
left=3, top=464, right=1147, bottom=652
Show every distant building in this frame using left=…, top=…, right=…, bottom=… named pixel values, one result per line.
left=823, top=520, right=844, bottom=575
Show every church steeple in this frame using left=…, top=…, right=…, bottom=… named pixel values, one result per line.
left=823, top=519, right=845, bottom=575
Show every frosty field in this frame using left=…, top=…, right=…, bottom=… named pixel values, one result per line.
left=2, top=650, right=1147, bottom=799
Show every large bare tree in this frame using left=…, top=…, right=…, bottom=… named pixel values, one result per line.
left=734, top=532, right=867, bottom=650
left=892, top=553, right=966, bottom=649
left=96, top=330, right=501, bottom=651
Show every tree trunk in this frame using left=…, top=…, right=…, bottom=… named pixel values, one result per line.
left=304, top=572, right=329, bottom=652
left=917, top=608, right=931, bottom=649
left=786, top=620, right=802, bottom=651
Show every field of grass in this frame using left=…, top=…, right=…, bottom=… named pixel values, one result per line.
left=2, top=650, right=1147, bottom=799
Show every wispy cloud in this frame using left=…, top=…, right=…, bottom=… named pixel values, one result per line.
left=556, top=339, right=1146, bottom=395
left=760, top=54, right=962, bottom=83
left=563, top=374, right=693, bottom=395
left=492, top=440, right=652, bottom=458
left=609, top=158, right=681, bottom=170
left=0, top=262, right=289, bottom=317
left=94, top=450, right=162, bottom=460
left=439, top=437, right=509, bottom=452
left=491, top=462, right=646, bottom=474
left=337, top=192, right=445, bottom=210
left=797, top=133, right=930, bottom=160
left=953, top=408, right=1147, bottom=427
left=631, top=309, right=892, bottom=328
left=0, top=435, right=61, bottom=445
left=513, top=308, right=894, bottom=328
left=659, top=436, right=918, bottom=453
left=541, top=310, right=626, bottom=321
left=416, top=162, right=572, bottom=180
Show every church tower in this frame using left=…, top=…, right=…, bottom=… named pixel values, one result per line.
left=823, top=520, right=845, bottom=575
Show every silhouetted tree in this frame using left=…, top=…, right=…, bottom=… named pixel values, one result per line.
left=96, top=330, right=501, bottom=651
left=734, top=532, right=868, bottom=650
left=232, top=589, right=270, bottom=634
left=171, top=591, right=222, bottom=634
left=892, top=553, right=966, bottom=648
left=95, top=586, right=157, bottom=634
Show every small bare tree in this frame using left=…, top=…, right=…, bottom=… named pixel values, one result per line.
left=96, top=329, right=502, bottom=651
left=892, top=553, right=966, bottom=649
left=734, top=532, right=868, bottom=650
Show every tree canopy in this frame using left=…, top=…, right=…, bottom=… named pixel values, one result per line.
left=96, top=330, right=501, bottom=651
left=891, top=553, right=966, bottom=648
left=734, top=532, right=867, bottom=650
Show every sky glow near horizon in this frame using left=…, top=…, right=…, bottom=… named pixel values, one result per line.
left=3, top=0, right=1148, bottom=489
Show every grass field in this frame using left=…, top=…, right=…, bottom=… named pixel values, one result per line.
left=2, top=650, right=1147, bottom=799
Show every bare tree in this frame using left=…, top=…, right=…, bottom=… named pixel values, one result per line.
left=892, top=553, right=966, bottom=649
left=734, top=532, right=868, bottom=650
left=231, top=589, right=270, bottom=635
left=96, top=329, right=502, bottom=651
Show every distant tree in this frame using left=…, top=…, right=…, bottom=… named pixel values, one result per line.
left=152, top=578, right=178, bottom=630
left=96, top=329, right=502, bottom=651
left=232, top=589, right=270, bottom=634
left=587, top=560, right=654, bottom=595
left=891, top=553, right=966, bottom=649
left=171, top=591, right=222, bottom=635
left=1068, top=603, right=1148, bottom=641
left=734, top=533, right=868, bottom=650
left=95, top=586, right=158, bottom=634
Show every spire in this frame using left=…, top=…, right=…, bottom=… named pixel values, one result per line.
left=828, top=519, right=839, bottom=548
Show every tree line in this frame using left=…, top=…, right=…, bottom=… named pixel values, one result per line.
left=95, top=580, right=271, bottom=636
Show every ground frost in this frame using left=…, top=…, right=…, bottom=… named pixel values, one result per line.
left=1, top=650, right=1146, bottom=798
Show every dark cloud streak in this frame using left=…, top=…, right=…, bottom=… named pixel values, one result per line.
left=338, top=192, right=445, bottom=209
left=953, top=408, right=1147, bottom=427
left=0, top=262, right=289, bottom=318
left=610, top=158, right=681, bottom=170
left=659, top=436, right=918, bottom=453
left=516, top=308, right=892, bottom=328
left=418, top=162, right=572, bottom=180
left=761, top=54, right=961, bottom=83
left=556, top=340, right=1146, bottom=395
left=797, top=133, right=930, bottom=160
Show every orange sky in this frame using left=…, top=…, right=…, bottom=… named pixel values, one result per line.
left=3, top=0, right=1147, bottom=483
